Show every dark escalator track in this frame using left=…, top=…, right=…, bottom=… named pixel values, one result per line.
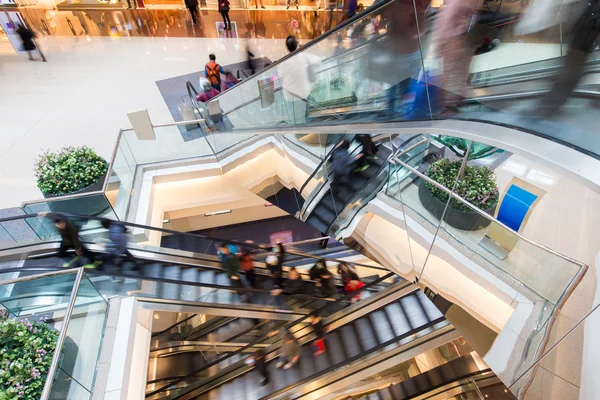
left=168, top=289, right=445, bottom=400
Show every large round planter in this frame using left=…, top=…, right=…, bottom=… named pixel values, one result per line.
left=418, top=180, right=496, bottom=231
left=43, top=177, right=110, bottom=217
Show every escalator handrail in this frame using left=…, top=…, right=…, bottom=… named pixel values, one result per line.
left=0, top=211, right=387, bottom=271
left=200, top=0, right=396, bottom=107
left=144, top=270, right=397, bottom=398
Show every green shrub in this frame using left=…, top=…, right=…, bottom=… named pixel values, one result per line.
left=34, top=146, right=108, bottom=196
left=425, top=158, right=499, bottom=212
left=0, top=314, right=58, bottom=399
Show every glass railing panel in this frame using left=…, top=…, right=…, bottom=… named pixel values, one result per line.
left=49, top=367, right=92, bottom=400
left=107, top=136, right=137, bottom=221
left=0, top=272, right=78, bottom=317
left=52, top=273, right=108, bottom=394
left=208, top=0, right=424, bottom=132
left=120, top=125, right=215, bottom=167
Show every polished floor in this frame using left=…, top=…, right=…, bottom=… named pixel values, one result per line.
left=15, top=7, right=344, bottom=39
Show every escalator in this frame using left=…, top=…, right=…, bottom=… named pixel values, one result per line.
left=0, top=213, right=395, bottom=315
left=145, top=282, right=448, bottom=400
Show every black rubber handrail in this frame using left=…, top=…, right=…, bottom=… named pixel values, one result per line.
left=0, top=211, right=387, bottom=271
left=145, top=270, right=397, bottom=398
left=152, top=313, right=198, bottom=338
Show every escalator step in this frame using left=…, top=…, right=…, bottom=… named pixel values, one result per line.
left=298, top=345, right=318, bottom=379
left=320, top=193, right=342, bottom=214
left=384, top=302, right=413, bottom=335
left=198, top=270, right=215, bottom=284
left=369, top=311, right=395, bottom=343
left=400, top=294, right=430, bottom=328
left=354, top=318, right=378, bottom=350
left=143, top=263, right=163, bottom=278
left=180, top=268, right=199, bottom=301
left=312, top=206, right=337, bottom=226
left=306, top=215, right=329, bottom=234
left=325, top=331, right=349, bottom=365
left=161, top=265, right=182, bottom=300
left=339, top=324, right=362, bottom=358
left=380, top=387, right=394, bottom=400
left=415, top=290, right=444, bottom=320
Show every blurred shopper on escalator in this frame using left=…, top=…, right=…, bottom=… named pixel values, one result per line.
left=205, top=53, right=225, bottom=90
left=309, top=259, right=328, bottom=281
left=432, top=0, right=477, bottom=108
left=516, top=0, right=600, bottom=115
left=354, top=134, right=378, bottom=172
left=100, top=219, right=139, bottom=270
left=316, top=268, right=337, bottom=298
left=240, top=240, right=259, bottom=289
left=344, top=277, right=365, bottom=303
left=310, top=311, right=327, bottom=356
left=337, top=262, right=359, bottom=283
left=221, top=71, right=240, bottom=90
left=330, top=140, right=357, bottom=194
left=271, top=267, right=306, bottom=296
left=217, top=242, right=243, bottom=291
left=276, top=332, right=300, bottom=369
left=277, top=35, right=320, bottom=124
left=53, top=216, right=95, bottom=267
left=197, top=80, right=220, bottom=103
left=266, top=243, right=285, bottom=289
left=248, top=348, right=269, bottom=386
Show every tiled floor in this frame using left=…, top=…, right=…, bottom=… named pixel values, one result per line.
left=0, top=34, right=290, bottom=208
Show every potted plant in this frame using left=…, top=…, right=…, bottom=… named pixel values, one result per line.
left=34, top=146, right=109, bottom=216
left=0, top=312, right=59, bottom=399
left=418, top=138, right=501, bottom=231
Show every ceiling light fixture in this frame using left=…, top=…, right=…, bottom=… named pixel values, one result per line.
left=204, top=209, right=232, bottom=216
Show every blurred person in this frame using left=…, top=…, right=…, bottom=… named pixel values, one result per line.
left=359, top=0, right=427, bottom=115
left=432, top=0, right=477, bottom=105
left=491, top=38, right=500, bottom=49
left=520, top=0, right=600, bottom=114
left=277, top=35, right=320, bottom=124
left=221, top=71, right=240, bottom=90
left=16, top=24, right=46, bottom=62
left=185, top=0, right=199, bottom=25
left=266, top=252, right=284, bottom=289
left=309, top=259, right=328, bottom=281
left=318, top=233, right=329, bottom=249
left=344, top=277, right=365, bottom=303
left=309, top=311, right=326, bottom=356
left=240, top=241, right=258, bottom=288
left=353, top=134, right=377, bottom=172
left=316, top=269, right=337, bottom=298
left=205, top=53, right=226, bottom=90
left=219, top=0, right=232, bottom=30
left=337, top=262, right=359, bottom=283
left=100, top=219, right=139, bottom=270
left=276, top=332, right=300, bottom=369
left=247, top=348, right=269, bottom=385
left=196, top=80, right=220, bottom=102
left=329, top=140, right=357, bottom=193
left=286, top=0, right=299, bottom=10
left=53, top=217, right=93, bottom=267
left=271, top=267, right=306, bottom=295
left=217, top=242, right=243, bottom=290
left=254, top=0, right=266, bottom=9
left=474, top=37, right=493, bottom=55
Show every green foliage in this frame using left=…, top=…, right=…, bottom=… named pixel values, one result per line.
left=0, top=315, right=58, bottom=399
left=425, top=158, right=499, bottom=212
left=34, top=146, right=108, bottom=196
